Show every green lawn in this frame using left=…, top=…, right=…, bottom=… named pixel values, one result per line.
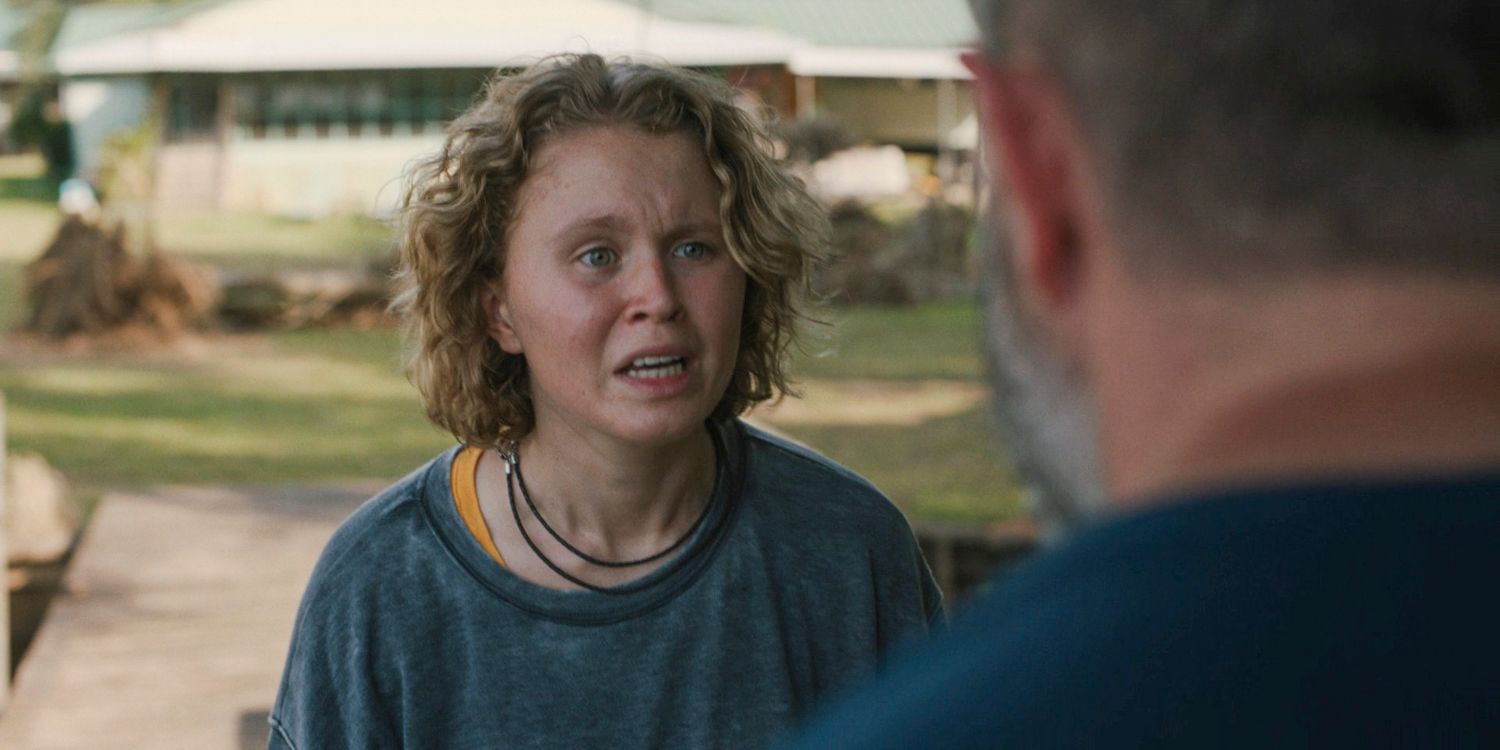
left=794, top=301, right=983, bottom=382
left=0, top=153, right=1020, bottom=524
left=0, top=155, right=63, bottom=275
left=0, top=333, right=450, bottom=492
left=0, top=153, right=393, bottom=272
left=0, top=315, right=1020, bottom=523
left=0, top=260, right=22, bottom=331
left=156, top=212, right=395, bottom=272
left=781, top=407, right=1020, bottom=523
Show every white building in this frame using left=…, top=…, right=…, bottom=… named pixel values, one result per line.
left=50, top=0, right=976, bottom=215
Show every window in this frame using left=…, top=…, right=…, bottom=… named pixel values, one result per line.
left=232, top=69, right=491, bottom=140
left=166, top=74, right=220, bottom=141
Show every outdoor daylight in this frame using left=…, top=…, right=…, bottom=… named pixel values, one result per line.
left=6, top=0, right=1491, bottom=747
left=0, top=1, right=1033, bottom=747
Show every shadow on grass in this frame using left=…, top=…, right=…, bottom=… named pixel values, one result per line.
left=0, top=376, right=452, bottom=493
left=0, top=301, right=1006, bottom=527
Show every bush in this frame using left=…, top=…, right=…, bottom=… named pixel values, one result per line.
left=773, top=117, right=856, bottom=164
left=9, top=88, right=74, bottom=181
left=817, top=198, right=977, bottom=306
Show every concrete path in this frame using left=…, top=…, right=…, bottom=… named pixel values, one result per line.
left=0, top=483, right=373, bottom=750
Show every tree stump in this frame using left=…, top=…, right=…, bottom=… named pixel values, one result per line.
left=21, top=217, right=217, bottom=340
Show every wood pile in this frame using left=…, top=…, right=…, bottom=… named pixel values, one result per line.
left=22, top=217, right=217, bottom=340
left=815, top=197, right=977, bottom=306
left=819, top=201, right=912, bottom=305
left=218, top=269, right=393, bottom=330
left=19, top=217, right=395, bottom=338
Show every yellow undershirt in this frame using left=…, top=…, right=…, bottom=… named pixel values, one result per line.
left=450, top=445, right=508, bottom=568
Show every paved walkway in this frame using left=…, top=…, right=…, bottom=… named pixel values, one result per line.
left=0, top=483, right=373, bottom=750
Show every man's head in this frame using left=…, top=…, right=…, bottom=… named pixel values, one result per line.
left=972, top=1, right=1496, bottom=282
left=966, top=1, right=1499, bottom=529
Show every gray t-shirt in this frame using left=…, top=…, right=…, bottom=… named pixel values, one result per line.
left=269, top=419, right=943, bottom=749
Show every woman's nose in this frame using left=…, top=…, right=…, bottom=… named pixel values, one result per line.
left=625, top=252, right=683, bottom=323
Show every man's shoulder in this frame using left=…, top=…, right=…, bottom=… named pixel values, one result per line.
left=785, top=472, right=1500, bottom=748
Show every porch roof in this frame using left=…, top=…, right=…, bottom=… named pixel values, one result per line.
left=0, top=4, right=32, bottom=80
left=51, top=0, right=976, bottom=80
left=51, top=0, right=799, bottom=75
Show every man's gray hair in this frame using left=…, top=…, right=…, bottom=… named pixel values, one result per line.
left=973, top=0, right=1497, bottom=282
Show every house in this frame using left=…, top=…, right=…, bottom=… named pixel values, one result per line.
left=651, top=0, right=974, bottom=151
left=48, top=0, right=975, bottom=216
left=1, top=3, right=32, bottom=151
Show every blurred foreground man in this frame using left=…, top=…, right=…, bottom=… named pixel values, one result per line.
left=788, top=1, right=1498, bottom=746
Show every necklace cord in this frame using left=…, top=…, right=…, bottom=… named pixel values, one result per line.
left=507, top=467, right=620, bottom=594
left=504, top=428, right=723, bottom=592
left=512, top=444, right=713, bottom=568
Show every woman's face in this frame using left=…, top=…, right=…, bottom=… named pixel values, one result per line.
left=487, top=125, right=747, bottom=449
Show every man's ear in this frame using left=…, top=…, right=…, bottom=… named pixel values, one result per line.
left=963, top=52, right=1092, bottom=318
left=482, top=283, right=524, bottom=354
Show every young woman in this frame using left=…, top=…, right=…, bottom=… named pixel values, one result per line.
left=269, top=54, right=942, bottom=749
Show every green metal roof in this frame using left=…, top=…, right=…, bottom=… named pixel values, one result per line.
left=43, top=0, right=976, bottom=77
left=51, top=0, right=225, bottom=52
left=0, top=5, right=28, bottom=51
left=647, top=0, right=976, bottom=48
left=47, top=0, right=976, bottom=54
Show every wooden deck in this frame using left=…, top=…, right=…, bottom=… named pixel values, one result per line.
left=0, top=484, right=372, bottom=750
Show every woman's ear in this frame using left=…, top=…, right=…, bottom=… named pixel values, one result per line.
left=482, top=283, right=524, bottom=354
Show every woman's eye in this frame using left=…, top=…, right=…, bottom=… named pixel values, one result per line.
left=673, top=242, right=710, bottom=260
left=579, top=248, right=616, bottom=268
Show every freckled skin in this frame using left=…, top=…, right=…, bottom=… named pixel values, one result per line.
left=488, top=125, right=747, bottom=451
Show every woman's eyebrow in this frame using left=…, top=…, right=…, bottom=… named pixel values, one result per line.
left=555, top=215, right=723, bottom=240
left=546, top=214, right=629, bottom=245
left=672, top=220, right=724, bottom=237
left=562, top=214, right=630, bottom=235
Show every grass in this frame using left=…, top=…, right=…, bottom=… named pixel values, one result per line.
left=0, top=154, right=1021, bottom=524
left=0, top=154, right=395, bottom=272
left=0, top=261, right=22, bottom=331
left=0, top=335, right=448, bottom=494
left=0, top=153, right=56, bottom=203
left=795, top=301, right=982, bottom=382
left=777, top=407, right=1021, bottom=523
left=0, top=155, right=65, bottom=270
left=156, top=212, right=396, bottom=272
left=0, top=315, right=1019, bottom=524
left=773, top=301, right=1021, bottom=521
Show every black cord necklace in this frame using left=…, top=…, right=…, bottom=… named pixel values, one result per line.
left=502, top=431, right=720, bottom=591
left=506, top=466, right=618, bottom=593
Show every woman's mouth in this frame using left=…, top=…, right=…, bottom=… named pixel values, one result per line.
left=623, top=355, right=687, bottom=380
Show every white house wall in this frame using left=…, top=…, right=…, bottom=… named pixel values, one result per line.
left=216, top=134, right=443, bottom=217
left=61, top=75, right=152, bottom=178
left=816, top=77, right=974, bottom=150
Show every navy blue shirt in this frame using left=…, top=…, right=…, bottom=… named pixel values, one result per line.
left=786, top=474, right=1500, bottom=748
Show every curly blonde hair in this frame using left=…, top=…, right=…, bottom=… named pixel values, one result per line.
left=392, top=54, right=829, bottom=447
